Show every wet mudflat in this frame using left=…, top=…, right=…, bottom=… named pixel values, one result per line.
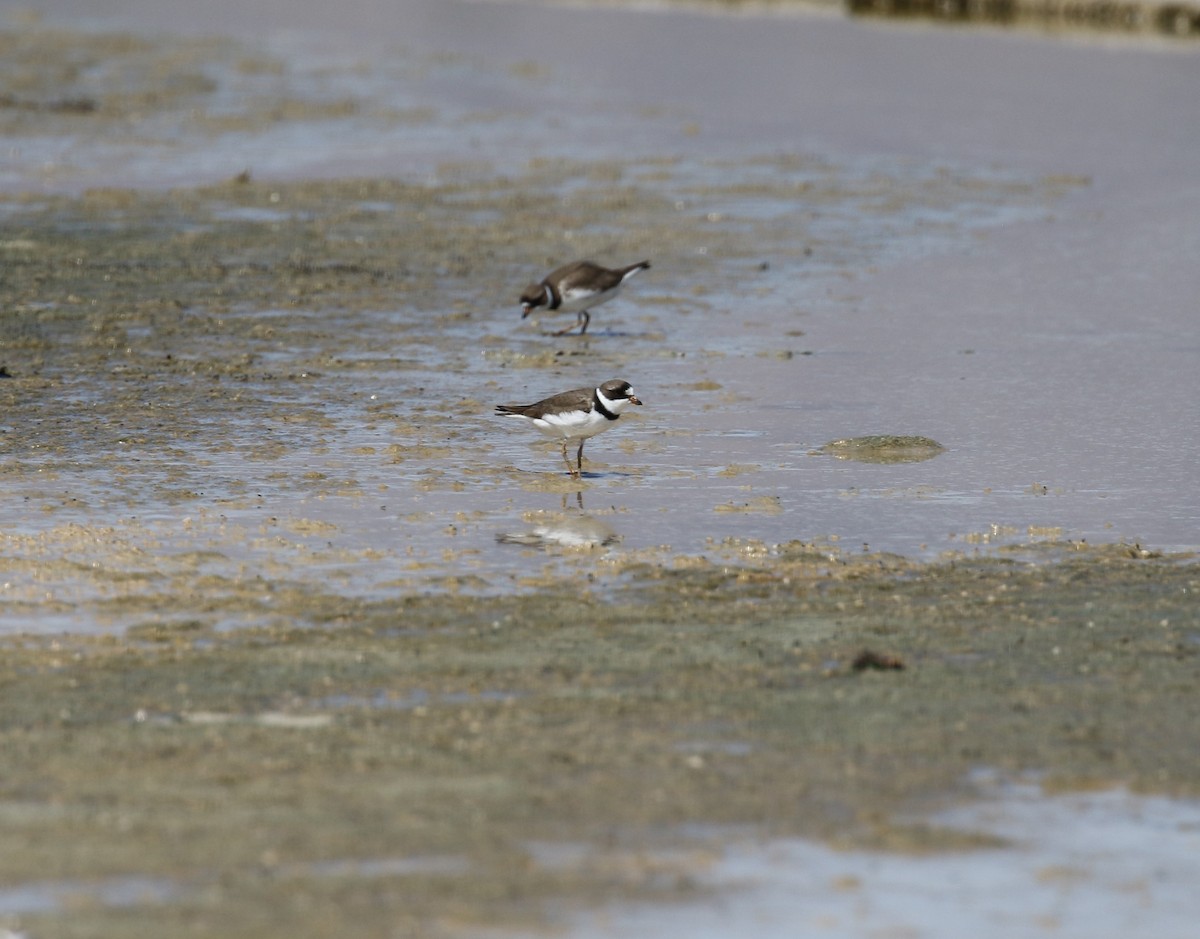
left=0, top=543, right=1196, bottom=937
left=0, top=143, right=1084, bottom=631
left=2, top=3, right=1199, bottom=936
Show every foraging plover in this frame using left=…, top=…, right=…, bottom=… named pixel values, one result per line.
left=494, top=379, right=643, bottom=478
left=519, top=259, right=650, bottom=335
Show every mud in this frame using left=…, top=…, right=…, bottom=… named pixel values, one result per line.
left=0, top=543, right=1196, bottom=937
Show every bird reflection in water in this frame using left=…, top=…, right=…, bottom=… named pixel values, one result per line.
left=496, top=493, right=621, bottom=550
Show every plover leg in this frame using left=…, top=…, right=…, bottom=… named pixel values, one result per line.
left=552, top=309, right=590, bottom=337
left=560, top=440, right=579, bottom=477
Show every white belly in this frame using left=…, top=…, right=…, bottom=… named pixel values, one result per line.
left=558, top=286, right=619, bottom=313
left=529, top=408, right=612, bottom=441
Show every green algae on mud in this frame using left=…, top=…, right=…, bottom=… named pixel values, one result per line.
left=815, top=434, right=947, bottom=464
left=0, top=543, right=1196, bottom=937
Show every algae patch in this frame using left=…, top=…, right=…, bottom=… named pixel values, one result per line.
left=816, top=434, right=947, bottom=464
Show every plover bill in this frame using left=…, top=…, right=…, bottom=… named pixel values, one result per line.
left=494, top=379, right=644, bottom=478
left=519, top=259, right=650, bottom=335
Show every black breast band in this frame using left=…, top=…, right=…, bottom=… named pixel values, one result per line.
left=593, top=393, right=619, bottom=421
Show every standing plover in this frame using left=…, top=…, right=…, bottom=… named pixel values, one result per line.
left=519, top=260, right=650, bottom=335
left=495, top=379, right=644, bottom=478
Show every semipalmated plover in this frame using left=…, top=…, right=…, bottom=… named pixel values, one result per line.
left=519, top=259, right=650, bottom=335
left=495, top=379, right=644, bottom=478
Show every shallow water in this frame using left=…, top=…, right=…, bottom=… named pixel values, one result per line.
left=552, top=777, right=1200, bottom=939
left=3, top=0, right=1197, bottom=639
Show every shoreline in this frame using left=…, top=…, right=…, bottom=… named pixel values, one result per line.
left=515, top=0, right=1200, bottom=39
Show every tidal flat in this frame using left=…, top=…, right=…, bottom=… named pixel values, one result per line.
left=3, top=174, right=1196, bottom=937
left=0, top=160, right=1089, bottom=625
left=0, top=542, right=1196, bottom=937
left=2, top=7, right=1199, bottom=936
